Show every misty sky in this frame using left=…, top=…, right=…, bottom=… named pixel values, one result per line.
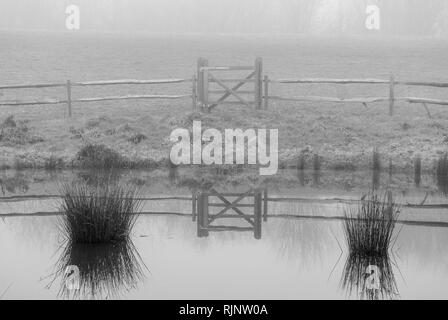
left=0, top=0, right=447, bottom=35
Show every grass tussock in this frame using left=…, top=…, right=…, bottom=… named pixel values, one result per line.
left=0, top=115, right=43, bottom=146
left=55, top=241, right=146, bottom=299
left=76, top=144, right=126, bottom=169
left=344, top=191, right=400, bottom=256
left=341, top=254, right=399, bottom=300
left=59, top=178, right=141, bottom=244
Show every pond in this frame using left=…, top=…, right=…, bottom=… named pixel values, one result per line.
left=1, top=168, right=448, bottom=300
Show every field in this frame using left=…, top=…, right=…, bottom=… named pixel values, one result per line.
left=1, top=31, right=448, bottom=171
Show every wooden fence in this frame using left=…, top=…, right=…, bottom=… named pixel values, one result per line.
left=266, top=76, right=448, bottom=117
left=193, top=188, right=265, bottom=239
left=2, top=57, right=448, bottom=117
left=0, top=78, right=193, bottom=117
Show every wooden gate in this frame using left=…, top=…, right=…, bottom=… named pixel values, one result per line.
left=192, top=188, right=268, bottom=239
left=195, top=57, right=263, bottom=112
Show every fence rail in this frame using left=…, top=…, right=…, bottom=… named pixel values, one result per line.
left=2, top=57, right=448, bottom=117
left=0, top=77, right=193, bottom=117
left=265, top=75, right=448, bottom=117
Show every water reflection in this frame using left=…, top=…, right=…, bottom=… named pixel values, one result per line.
left=414, top=157, right=422, bottom=188
left=168, top=162, right=179, bottom=185
left=372, top=169, right=381, bottom=191
left=54, top=241, right=147, bottom=300
left=341, top=253, right=399, bottom=300
left=436, top=153, right=448, bottom=196
left=195, top=188, right=264, bottom=239
left=0, top=171, right=29, bottom=195
left=76, top=169, right=123, bottom=187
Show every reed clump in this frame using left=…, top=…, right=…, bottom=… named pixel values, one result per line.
left=344, top=191, right=399, bottom=256
left=56, top=241, right=146, bottom=299
left=341, top=253, right=399, bottom=300
left=59, top=179, right=141, bottom=244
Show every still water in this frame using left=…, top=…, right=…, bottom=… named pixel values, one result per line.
left=1, top=168, right=448, bottom=299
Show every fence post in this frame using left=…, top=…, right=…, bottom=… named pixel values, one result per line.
left=389, top=75, right=395, bottom=116
left=203, top=69, right=209, bottom=112
left=255, top=57, right=263, bottom=110
left=192, top=190, right=197, bottom=222
left=263, top=75, right=269, bottom=110
left=66, top=80, right=72, bottom=118
left=197, top=193, right=204, bottom=237
left=254, top=191, right=262, bottom=239
left=197, top=57, right=208, bottom=112
left=202, top=193, right=209, bottom=237
left=263, top=187, right=268, bottom=222
left=192, top=75, right=197, bottom=111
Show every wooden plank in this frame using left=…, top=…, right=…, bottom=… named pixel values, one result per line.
left=208, top=215, right=256, bottom=219
left=209, top=203, right=254, bottom=208
left=208, top=90, right=254, bottom=94
left=263, top=188, right=268, bottom=222
left=200, top=66, right=254, bottom=71
left=208, top=189, right=255, bottom=226
left=399, top=81, right=448, bottom=88
left=203, top=193, right=209, bottom=236
left=208, top=192, right=256, bottom=197
left=192, top=191, right=197, bottom=222
left=207, top=226, right=254, bottom=232
left=271, top=78, right=389, bottom=84
left=254, top=191, right=262, bottom=239
left=268, top=95, right=389, bottom=104
left=208, top=71, right=256, bottom=110
left=208, top=101, right=255, bottom=106
left=0, top=99, right=65, bottom=106
left=72, top=79, right=188, bottom=86
left=255, top=57, right=263, bottom=110
left=389, top=75, right=395, bottom=116
left=66, top=80, right=72, bottom=118
left=263, top=75, right=269, bottom=110
left=73, top=94, right=191, bottom=103
left=202, top=69, right=209, bottom=111
left=209, top=73, right=252, bottom=108
left=209, top=78, right=255, bottom=83
left=0, top=83, right=66, bottom=89
left=405, top=97, right=448, bottom=106
left=197, top=57, right=208, bottom=109
left=0, top=94, right=193, bottom=106
left=192, top=75, right=197, bottom=111
left=197, top=193, right=204, bottom=237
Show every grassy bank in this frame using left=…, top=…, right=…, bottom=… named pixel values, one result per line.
left=0, top=102, right=448, bottom=171
left=1, top=98, right=448, bottom=172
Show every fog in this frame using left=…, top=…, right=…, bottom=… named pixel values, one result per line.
left=0, top=0, right=447, bottom=36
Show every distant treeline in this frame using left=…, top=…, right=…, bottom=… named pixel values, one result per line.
left=0, top=0, right=447, bottom=35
